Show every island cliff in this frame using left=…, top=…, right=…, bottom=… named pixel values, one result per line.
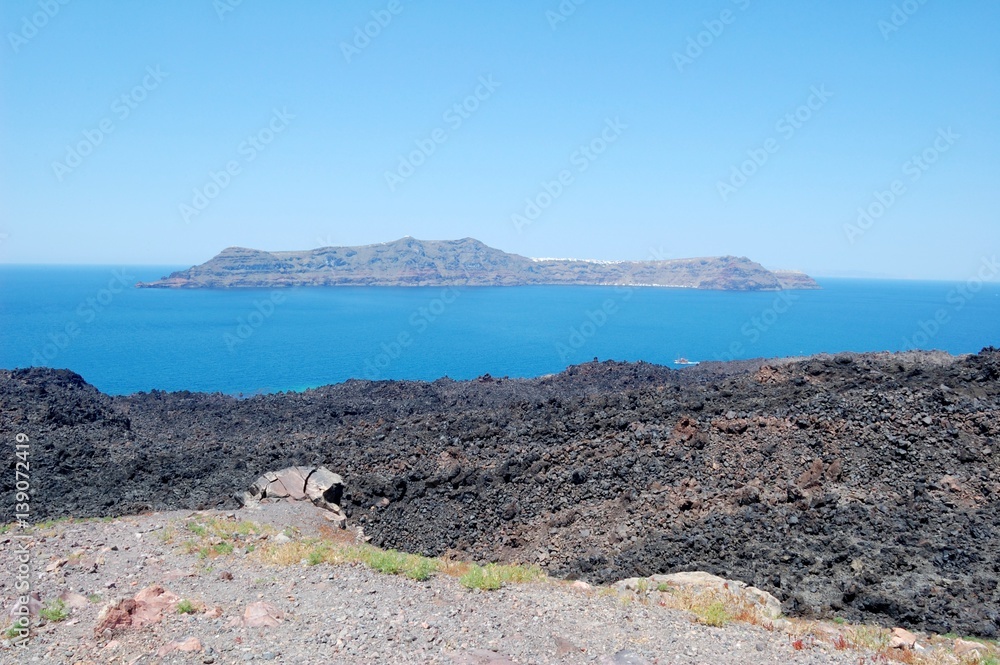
left=136, top=237, right=819, bottom=291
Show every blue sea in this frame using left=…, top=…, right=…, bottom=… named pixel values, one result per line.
left=1, top=265, right=998, bottom=395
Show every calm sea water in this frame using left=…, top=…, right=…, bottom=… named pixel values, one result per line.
left=1, top=265, right=998, bottom=395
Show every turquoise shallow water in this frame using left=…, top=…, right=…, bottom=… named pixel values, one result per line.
left=1, top=265, right=998, bottom=395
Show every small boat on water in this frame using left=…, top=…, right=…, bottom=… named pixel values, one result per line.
left=673, top=357, right=699, bottom=366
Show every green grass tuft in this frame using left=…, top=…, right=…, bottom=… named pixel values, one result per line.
left=459, top=563, right=544, bottom=590
left=404, top=557, right=436, bottom=581
left=365, top=548, right=407, bottom=575
left=213, top=542, right=234, bottom=556
left=306, top=548, right=326, bottom=566
left=39, top=599, right=69, bottom=623
left=693, top=600, right=732, bottom=627
left=5, top=623, right=27, bottom=640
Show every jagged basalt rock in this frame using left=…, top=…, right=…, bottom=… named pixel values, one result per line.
left=243, top=466, right=346, bottom=526
left=2, top=348, right=998, bottom=636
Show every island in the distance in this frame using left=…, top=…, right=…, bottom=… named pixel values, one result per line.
left=136, top=237, right=819, bottom=291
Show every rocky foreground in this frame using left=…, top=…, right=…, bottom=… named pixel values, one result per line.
left=2, top=502, right=940, bottom=665
left=1, top=349, right=998, bottom=637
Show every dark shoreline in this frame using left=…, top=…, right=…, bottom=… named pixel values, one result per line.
left=2, top=349, right=998, bottom=636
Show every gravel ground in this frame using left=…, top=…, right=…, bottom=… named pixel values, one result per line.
left=0, top=502, right=878, bottom=665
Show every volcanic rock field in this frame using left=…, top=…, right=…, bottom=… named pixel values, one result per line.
left=2, top=349, right=998, bottom=636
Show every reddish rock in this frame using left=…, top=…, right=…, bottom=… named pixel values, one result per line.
left=94, top=599, right=137, bottom=637
left=953, top=638, right=986, bottom=655
left=796, top=458, right=826, bottom=489
left=58, top=590, right=90, bottom=610
left=157, top=636, right=203, bottom=656
left=889, top=627, right=918, bottom=649
left=553, top=634, right=583, bottom=655
left=131, top=585, right=180, bottom=627
left=93, top=584, right=180, bottom=636
left=243, top=601, right=283, bottom=628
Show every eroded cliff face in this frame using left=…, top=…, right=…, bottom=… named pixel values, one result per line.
left=3, top=348, right=998, bottom=635
left=135, top=237, right=821, bottom=290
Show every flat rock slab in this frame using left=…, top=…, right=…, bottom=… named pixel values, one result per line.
left=614, top=571, right=783, bottom=620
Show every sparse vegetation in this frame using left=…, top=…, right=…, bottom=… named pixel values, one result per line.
left=404, top=557, right=435, bottom=582
left=459, top=565, right=503, bottom=591
left=213, top=542, right=234, bottom=556
left=365, top=548, right=408, bottom=575
left=243, top=527, right=542, bottom=590
left=648, top=584, right=759, bottom=629
left=39, top=599, right=68, bottom=623
left=459, top=563, right=545, bottom=591
left=692, top=600, right=732, bottom=627
left=845, top=624, right=892, bottom=652
left=5, top=623, right=26, bottom=640
left=176, top=599, right=197, bottom=614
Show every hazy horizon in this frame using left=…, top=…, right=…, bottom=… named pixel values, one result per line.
left=2, top=2, right=998, bottom=280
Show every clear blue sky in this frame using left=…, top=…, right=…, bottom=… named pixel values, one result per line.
left=1, top=0, right=997, bottom=279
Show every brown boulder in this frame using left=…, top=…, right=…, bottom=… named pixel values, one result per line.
left=157, top=636, right=203, bottom=656
left=796, top=458, right=826, bottom=489
left=953, top=638, right=986, bottom=655
left=889, top=627, right=918, bottom=649
left=243, top=601, right=283, bottom=628
left=93, top=584, right=180, bottom=636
